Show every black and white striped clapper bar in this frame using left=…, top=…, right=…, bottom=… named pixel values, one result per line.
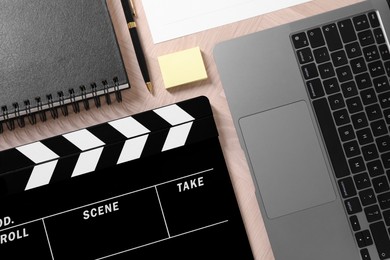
left=0, top=96, right=218, bottom=196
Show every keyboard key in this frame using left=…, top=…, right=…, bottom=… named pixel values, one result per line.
left=318, top=62, right=335, bottom=79
left=368, top=11, right=380, bottom=28
left=292, top=32, right=309, bottom=49
left=338, top=177, right=357, bottom=198
left=331, top=50, right=348, bottom=67
left=322, top=23, right=343, bottom=51
left=362, top=144, right=379, bottom=161
left=373, top=76, right=390, bottom=93
left=360, top=248, right=371, bottom=260
left=353, top=14, right=370, bottom=31
left=356, top=231, right=366, bottom=248
left=385, top=61, right=390, bottom=77
left=307, top=28, right=325, bottom=48
left=359, top=188, right=377, bottom=206
left=355, top=73, right=372, bottom=89
left=351, top=112, right=368, bottom=129
left=344, top=140, right=361, bottom=158
left=356, top=128, right=374, bottom=145
left=372, top=176, right=390, bottom=194
left=382, top=152, right=390, bottom=169
left=349, top=156, right=366, bottom=174
left=312, top=98, right=350, bottom=178
left=383, top=209, right=390, bottom=226
left=376, top=135, right=390, bottom=153
left=365, top=204, right=382, bottom=222
left=354, top=172, right=371, bottom=190
left=379, top=91, right=390, bottom=108
left=374, top=28, right=386, bottom=44
left=363, top=45, right=380, bottom=62
left=345, top=197, right=362, bottom=214
left=366, top=104, right=383, bottom=122
left=378, top=192, right=390, bottom=210
left=340, top=81, right=358, bottom=98
left=371, top=119, right=388, bottom=137
left=323, top=77, right=340, bottom=95
left=338, top=19, right=357, bottom=43
left=384, top=109, right=390, bottom=124
left=358, top=30, right=375, bottom=46
left=338, top=124, right=355, bottom=142
left=367, top=159, right=384, bottom=177
left=368, top=60, right=385, bottom=78
left=301, top=63, right=319, bottom=79
left=329, top=93, right=345, bottom=110
left=362, top=229, right=374, bottom=246
left=334, top=109, right=350, bottom=126
left=336, top=65, right=353, bottom=82
left=379, top=44, right=390, bottom=60
left=346, top=96, right=363, bottom=114
left=350, top=215, right=361, bottom=231
left=306, top=79, right=325, bottom=99
left=313, top=47, right=330, bottom=63
left=361, top=88, right=377, bottom=106
left=346, top=42, right=362, bottom=59
left=351, top=57, right=367, bottom=74
left=297, top=47, right=314, bottom=64
left=370, top=221, right=390, bottom=259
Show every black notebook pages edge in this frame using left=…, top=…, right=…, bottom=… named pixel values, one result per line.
left=0, top=96, right=254, bottom=259
left=0, top=0, right=129, bottom=131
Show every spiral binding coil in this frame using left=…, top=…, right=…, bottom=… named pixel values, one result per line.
left=57, top=91, right=69, bottom=117
left=0, top=77, right=124, bottom=133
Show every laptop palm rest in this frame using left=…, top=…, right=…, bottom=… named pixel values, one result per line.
left=239, top=101, right=336, bottom=219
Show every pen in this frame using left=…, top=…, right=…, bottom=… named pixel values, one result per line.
left=121, top=0, right=153, bottom=93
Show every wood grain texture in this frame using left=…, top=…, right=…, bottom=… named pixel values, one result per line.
left=0, top=0, right=361, bottom=258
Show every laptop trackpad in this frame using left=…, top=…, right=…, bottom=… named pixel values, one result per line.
left=239, top=101, right=336, bottom=219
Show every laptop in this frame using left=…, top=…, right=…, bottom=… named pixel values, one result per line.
left=214, top=0, right=390, bottom=259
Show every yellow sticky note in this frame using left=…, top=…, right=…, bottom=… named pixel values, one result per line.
left=158, top=47, right=208, bottom=89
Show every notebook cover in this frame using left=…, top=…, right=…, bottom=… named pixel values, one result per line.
left=0, top=96, right=253, bottom=259
left=0, top=0, right=128, bottom=118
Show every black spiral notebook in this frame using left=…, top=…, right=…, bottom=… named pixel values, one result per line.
left=0, top=0, right=129, bottom=132
left=0, top=96, right=253, bottom=259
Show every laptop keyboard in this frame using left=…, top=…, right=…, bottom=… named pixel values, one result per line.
left=292, top=11, right=390, bottom=260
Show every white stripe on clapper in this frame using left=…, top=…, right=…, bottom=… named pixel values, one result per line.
left=162, top=122, right=193, bottom=152
left=117, top=135, right=149, bottom=164
left=16, top=142, right=59, bottom=164
left=25, top=160, right=58, bottom=190
left=63, top=129, right=105, bottom=151
left=63, top=129, right=105, bottom=178
left=109, top=116, right=150, bottom=138
left=110, top=117, right=151, bottom=165
left=154, top=104, right=195, bottom=151
left=153, top=104, right=194, bottom=126
left=71, top=147, right=104, bottom=177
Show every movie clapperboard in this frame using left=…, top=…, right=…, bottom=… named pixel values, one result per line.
left=0, top=96, right=253, bottom=259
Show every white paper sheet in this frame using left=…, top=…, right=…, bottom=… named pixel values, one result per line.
left=142, top=0, right=311, bottom=43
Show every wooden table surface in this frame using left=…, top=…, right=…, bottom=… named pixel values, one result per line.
left=0, top=0, right=361, bottom=258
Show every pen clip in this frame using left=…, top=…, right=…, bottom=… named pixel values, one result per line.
left=129, top=0, right=137, bottom=17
